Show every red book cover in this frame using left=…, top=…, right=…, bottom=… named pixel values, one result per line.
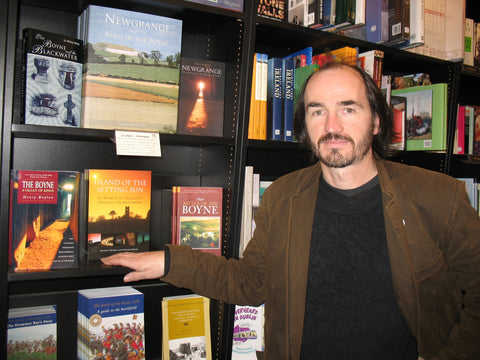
left=172, top=187, right=223, bottom=256
left=9, top=170, right=80, bottom=271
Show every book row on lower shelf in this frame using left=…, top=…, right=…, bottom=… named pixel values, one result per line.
left=9, top=168, right=224, bottom=272
left=249, top=46, right=448, bottom=152
left=453, top=104, right=480, bottom=156
left=22, top=4, right=226, bottom=137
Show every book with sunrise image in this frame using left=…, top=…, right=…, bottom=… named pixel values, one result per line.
left=85, top=169, right=151, bottom=261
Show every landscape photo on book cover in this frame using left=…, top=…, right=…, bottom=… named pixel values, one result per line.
left=177, top=58, right=225, bottom=136
left=403, top=89, right=433, bottom=141
left=80, top=5, right=183, bottom=132
left=86, top=169, right=151, bottom=260
left=9, top=170, right=80, bottom=271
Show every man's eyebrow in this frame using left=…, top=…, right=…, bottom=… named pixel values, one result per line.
left=306, top=102, right=324, bottom=108
left=339, top=100, right=363, bottom=107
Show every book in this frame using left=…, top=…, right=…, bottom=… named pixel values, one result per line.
left=239, top=166, right=254, bottom=257
left=23, top=28, right=83, bottom=127
left=231, top=304, right=265, bottom=359
left=248, top=54, right=258, bottom=139
left=78, top=5, right=183, bottom=132
left=162, top=294, right=212, bottom=360
left=177, top=57, right=226, bottom=137
left=355, top=0, right=366, bottom=26
left=288, top=0, right=307, bottom=26
left=283, top=47, right=313, bottom=67
left=408, top=0, right=465, bottom=61
left=85, top=169, right=151, bottom=261
left=335, top=0, right=356, bottom=27
left=257, top=0, right=287, bottom=22
left=400, top=0, right=424, bottom=49
left=454, top=104, right=465, bottom=155
left=307, top=0, right=323, bottom=27
left=472, top=105, right=480, bottom=155
left=294, top=64, right=320, bottom=109
left=390, top=95, right=407, bottom=150
left=259, top=53, right=269, bottom=140
left=392, top=83, right=448, bottom=151
left=475, top=23, right=480, bottom=68
left=457, top=177, right=478, bottom=210
left=184, top=0, right=244, bottom=12
left=267, top=57, right=283, bottom=140
left=386, top=0, right=410, bottom=46
left=381, top=74, right=392, bottom=105
left=8, top=305, right=57, bottom=358
left=358, top=49, right=384, bottom=88
left=465, top=105, right=475, bottom=155
left=322, top=45, right=358, bottom=66
left=9, top=170, right=80, bottom=271
left=77, top=286, right=145, bottom=360
left=464, top=18, right=475, bottom=67
left=365, top=0, right=389, bottom=43
left=282, top=57, right=295, bottom=141
left=172, top=186, right=223, bottom=256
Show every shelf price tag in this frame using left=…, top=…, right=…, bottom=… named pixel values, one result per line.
left=115, top=130, right=161, bottom=157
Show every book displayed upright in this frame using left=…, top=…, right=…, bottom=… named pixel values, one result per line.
left=231, top=304, right=265, bottom=360
left=390, top=95, right=407, bottom=150
left=392, top=83, right=448, bottom=151
left=172, top=186, right=223, bottom=256
left=8, top=305, right=57, bottom=359
left=85, top=169, right=151, bottom=261
left=23, top=28, right=83, bottom=127
left=282, top=57, right=295, bottom=141
left=162, top=294, right=212, bottom=360
left=78, top=5, right=183, bottom=132
left=257, top=0, right=287, bottom=22
left=177, top=58, right=226, bottom=137
left=9, top=170, right=80, bottom=271
left=267, top=57, right=283, bottom=140
left=77, top=286, right=145, bottom=360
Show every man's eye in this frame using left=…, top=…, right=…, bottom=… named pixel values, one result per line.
left=343, top=107, right=355, bottom=114
left=312, top=109, right=326, bottom=116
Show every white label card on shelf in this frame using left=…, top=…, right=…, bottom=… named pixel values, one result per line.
left=115, top=130, right=162, bottom=157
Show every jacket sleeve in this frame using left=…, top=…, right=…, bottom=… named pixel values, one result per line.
left=161, top=188, right=274, bottom=306
left=433, top=179, right=480, bottom=359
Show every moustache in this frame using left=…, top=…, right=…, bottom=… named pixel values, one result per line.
left=318, top=133, right=354, bottom=145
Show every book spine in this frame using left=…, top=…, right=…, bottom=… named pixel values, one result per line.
left=456, top=105, right=465, bottom=155
left=267, top=58, right=283, bottom=140
left=282, top=57, right=295, bottom=141
left=248, top=54, right=257, bottom=139
left=259, top=53, right=268, bottom=140
left=464, top=18, right=475, bottom=66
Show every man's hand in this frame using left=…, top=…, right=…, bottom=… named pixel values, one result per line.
left=101, top=251, right=165, bottom=282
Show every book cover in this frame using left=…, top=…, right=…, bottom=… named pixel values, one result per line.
left=471, top=106, right=480, bottom=155
left=401, top=0, right=424, bottom=49
left=294, top=64, right=320, bottom=109
left=288, top=0, right=307, bottom=26
left=8, top=305, right=57, bottom=358
left=85, top=169, right=151, bottom=261
left=177, top=58, right=226, bottom=137
left=392, top=83, right=447, bottom=151
left=465, top=105, right=475, bottom=155
left=78, top=286, right=145, bottom=360
left=410, top=0, right=465, bottom=61
left=365, top=0, right=389, bottom=43
left=248, top=54, right=257, bottom=140
left=78, top=5, right=183, bottom=132
left=390, top=95, right=407, bottom=150
left=184, top=0, right=244, bottom=12
left=172, top=187, right=223, bottom=256
left=259, top=54, right=269, bottom=140
left=162, top=294, right=211, bottom=360
left=454, top=105, right=466, bottom=154
left=9, top=170, right=80, bottom=271
left=267, top=57, right=283, bottom=140
left=249, top=53, right=264, bottom=140
left=307, top=0, right=323, bottom=27
left=239, top=166, right=254, bottom=258
left=257, top=0, right=287, bottom=22
left=358, top=49, right=384, bottom=88
left=386, top=0, right=410, bottom=46
left=355, top=0, right=366, bottom=25
left=231, top=304, right=265, bottom=360
left=282, top=57, right=295, bottom=141
left=335, top=0, right=356, bottom=26
left=283, top=47, right=313, bottom=67
left=23, top=28, right=83, bottom=127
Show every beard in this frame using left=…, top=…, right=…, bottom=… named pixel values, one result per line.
left=312, top=124, right=375, bottom=168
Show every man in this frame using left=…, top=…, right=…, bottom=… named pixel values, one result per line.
left=102, top=63, right=480, bottom=359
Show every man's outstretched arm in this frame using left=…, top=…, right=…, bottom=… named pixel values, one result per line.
left=101, top=251, right=166, bottom=282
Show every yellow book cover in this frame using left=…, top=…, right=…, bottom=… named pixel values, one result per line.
left=248, top=54, right=257, bottom=139
left=85, top=169, right=151, bottom=260
left=162, top=294, right=212, bottom=360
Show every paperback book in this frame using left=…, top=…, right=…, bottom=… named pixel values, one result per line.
left=257, top=0, right=287, bottom=22
left=9, top=170, right=80, bottom=271
left=77, top=286, right=145, bottom=360
left=177, top=58, right=226, bottom=137
left=78, top=5, right=183, bottom=132
left=8, top=305, right=57, bottom=359
left=23, top=28, right=83, bottom=127
left=85, top=169, right=151, bottom=261
left=232, top=304, right=265, bottom=360
left=390, top=95, right=407, bottom=150
left=172, top=186, right=223, bottom=256
left=392, top=83, right=448, bottom=151
left=162, top=294, right=212, bottom=360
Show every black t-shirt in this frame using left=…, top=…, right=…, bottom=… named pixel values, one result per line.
left=300, top=175, right=417, bottom=359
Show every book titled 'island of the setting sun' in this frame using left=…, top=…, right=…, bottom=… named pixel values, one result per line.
left=85, top=169, right=151, bottom=261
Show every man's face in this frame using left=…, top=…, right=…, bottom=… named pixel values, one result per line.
left=304, top=66, right=380, bottom=168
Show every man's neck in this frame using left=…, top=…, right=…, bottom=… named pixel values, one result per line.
left=320, top=154, right=378, bottom=190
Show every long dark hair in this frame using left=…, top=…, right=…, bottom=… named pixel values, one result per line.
left=293, top=62, right=395, bottom=159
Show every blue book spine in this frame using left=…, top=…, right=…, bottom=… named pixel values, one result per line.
left=282, top=57, right=295, bottom=141
left=267, top=58, right=283, bottom=140
left=365, top=0, right=389, bottom=43
left=323, top=0, right=333, bottom=25
left=283, top=47, right=313, bottom=66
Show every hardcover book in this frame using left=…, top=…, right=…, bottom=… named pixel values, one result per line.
left=386, top=0, right=410, bottom=46
left=365, top=0, right=389, bottom=43
left=85, top=169, right=151, bottom=261
left=78, top=5, right=183, bottom=132
left=8, top=305, right=57, bottom=359
left=172, top=186, right=223, bottom=256
left=9, top=170, right=80, bottom=271
left=267, top=57, right=283, bottom=140
left=23, top=28, right=83, bottom=127
left=257, top=0, right=287, bottom=22
left=282, top=57, right=295, bottom=141
left=177, top=58, right=226, bottom=137
left=392, top=83, right=448, bottom=151
left=162, top=294, right=212, bottom=360
left=77, top=286, right=145, bottom=360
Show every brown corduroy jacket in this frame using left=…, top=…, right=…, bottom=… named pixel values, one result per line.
left=162, top=158, right=480, bottom=359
